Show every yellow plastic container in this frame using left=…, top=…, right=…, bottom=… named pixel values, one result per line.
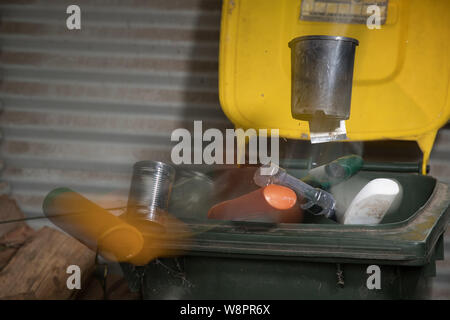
left=219, top=0, right=450, bottom=173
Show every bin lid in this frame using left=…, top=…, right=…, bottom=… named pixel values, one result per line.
left=219, top=0, right=450, bottom=173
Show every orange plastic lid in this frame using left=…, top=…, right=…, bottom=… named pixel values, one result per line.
left=263, top=184, right=297, bottom=210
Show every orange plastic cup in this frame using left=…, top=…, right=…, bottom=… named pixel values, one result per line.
left=43, top=188, right=144, bottom=262
left=122, top=210, right=193, bottom=266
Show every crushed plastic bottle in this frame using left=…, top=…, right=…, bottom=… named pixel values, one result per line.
left=254, top=163, right=336, bottom=219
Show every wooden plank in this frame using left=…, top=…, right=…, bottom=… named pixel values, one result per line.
left=0, top=224, right=35, bottom=270
left=0, top=226, right=96, bottom=299
left=0, top=195, right=26, bottom=236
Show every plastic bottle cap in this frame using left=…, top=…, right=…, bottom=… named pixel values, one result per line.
left=263, top=184, right=297, bottom=210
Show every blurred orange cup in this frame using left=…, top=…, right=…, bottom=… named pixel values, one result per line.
left=43, top=188, right=144, bottom=262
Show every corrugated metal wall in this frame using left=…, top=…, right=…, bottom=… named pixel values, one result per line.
left=0, top=0, right=449, bottom=299
left=0, top=0, right=230, bottom=219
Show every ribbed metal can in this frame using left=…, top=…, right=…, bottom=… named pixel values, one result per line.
left=126, top=161, right=176, bottom=223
